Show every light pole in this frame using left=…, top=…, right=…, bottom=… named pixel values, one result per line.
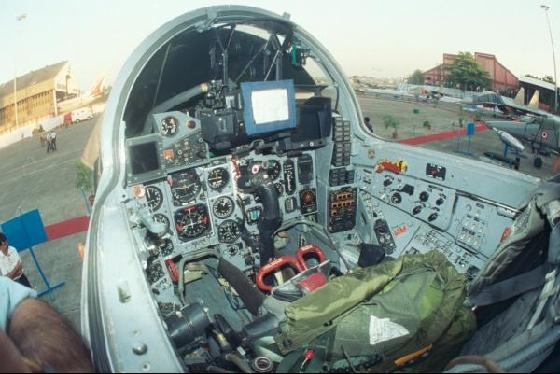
left=541, top=5, right=558, bottom=114
left=13, top=13, right=27, bottom=130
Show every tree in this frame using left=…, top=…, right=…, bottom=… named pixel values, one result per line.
left=383, top=115, right=399, bottom=138
left=445, top=52, right=491, bottom=91
left=408, top=69, right=425, bottom=85
left=75, top=161, right=94, bottom=215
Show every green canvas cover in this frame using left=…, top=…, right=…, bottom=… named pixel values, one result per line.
left=275, top=250, right=476, bottom=372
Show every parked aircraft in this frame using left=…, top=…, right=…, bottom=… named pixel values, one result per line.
left=485, top=117, right=560, bottom=168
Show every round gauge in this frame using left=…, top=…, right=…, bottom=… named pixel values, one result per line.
left=217, top=219, right=241, bottom=244
left=153, top=213, right=170, bottom=231
left=170, top=169, right=201, bottom=205
left=161, top=116, right=178, bottom=137
left=207, top=167, right=230, bottom=191
left=227, top=244, right=240, bottom=257
left=266, top=160, right=281, bottom=180
left=213, top=196, right=234, bottom=219
left=174, top=204, right=210, bottom=241
left=147, top=236, right=174, bottom=258
left=147, top=259, right=164, bottom=284
left=159, top=239, right=174, bottom=257
left=145, top=186, right=163, bottom=211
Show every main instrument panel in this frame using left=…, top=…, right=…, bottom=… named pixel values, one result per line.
left=128, top=110, right=322, bottom=287
left=135, top=155, right=319, bottom=288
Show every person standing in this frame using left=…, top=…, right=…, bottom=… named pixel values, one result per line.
left=0, top=233, right=32, bottom=288
left=364, top=117, right=373, bottom=132
left=51, top=130, right=57, bottom=151
left=46, top=131, right=52, bottom=153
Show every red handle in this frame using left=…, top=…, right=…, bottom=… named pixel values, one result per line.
left=256, top=256, right=305, bottom=292
left=165, top=259, right=179, bottom=284
left=296, top=244, right=327, bottom=270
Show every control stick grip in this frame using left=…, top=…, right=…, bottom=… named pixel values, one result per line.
left=256, top=183, right=282, bottom=264
left=256, top=183, right=281, bottom=228
left=236, top=174, right=282, bottom=265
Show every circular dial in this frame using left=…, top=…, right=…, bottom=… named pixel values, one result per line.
left=174, top=204, right=210, bottom=241
left=153, top=213, right=170, bottom=231
left=213, top=196, right=234, bottom=219
left=145, top=186, right=163, bottom=211
left=170, top=169, right=201, bottom=205
left=147, top=236, right=174, bottom=258
left=161, top=116, right=178, bottom=136
left=266, top=160, right=281, bottom=180
left=159, top=239, right=174, bottom=257
left=217, top=219, right=241, bottom=244
left=207, top=167, right=230, bottom=191
left=146, top=258, right=164, bottom=284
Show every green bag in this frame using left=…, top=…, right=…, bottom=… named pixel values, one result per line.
left=275, top=250, right=476, bottom=372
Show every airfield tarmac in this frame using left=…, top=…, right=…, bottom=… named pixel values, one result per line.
left=0, top=119, right=96, bottom=328
left=0, top=96, right=554, bottom=330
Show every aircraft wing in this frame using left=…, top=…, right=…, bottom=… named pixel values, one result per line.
left=497, top=103, right=551, bottom=119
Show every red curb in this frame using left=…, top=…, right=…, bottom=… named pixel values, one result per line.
left=398, top=121, right=488, bottom=146
left=45, top=216, right=90, bottom=241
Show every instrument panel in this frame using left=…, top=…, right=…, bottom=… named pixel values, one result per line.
left=355, top=167, right=516, bottom=276
left=130, top=148, right=319, bottom=278
left=370, top=171, right=455, bottom=230
left=126, top=111, right=209, bottom=185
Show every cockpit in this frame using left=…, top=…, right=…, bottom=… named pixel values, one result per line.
left=82, top=6, right=560, bottom=373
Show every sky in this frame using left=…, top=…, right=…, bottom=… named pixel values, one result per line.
left=0, top=0, right=559, bottom=90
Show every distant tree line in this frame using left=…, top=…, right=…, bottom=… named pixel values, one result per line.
left=445, top=52, right=491, bottom=91
left=408, top=70, right=425, bottom=85
left=408, top=51, right=491, bottom=91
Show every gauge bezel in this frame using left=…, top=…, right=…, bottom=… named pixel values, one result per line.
left=213, top=196, right=235, bottom=219
left=217, top=219, right=241, bottom=244
left=174, top=204, right=211, bottom=241
left=207, top=167, right=230, bottom=191
left=153, top=213, right=170, bottom=231
left=146, top=186, right=164, bottom=211
left=161, top=116, right=178, bottom=137
left=170, top=169, right=202, bottom=205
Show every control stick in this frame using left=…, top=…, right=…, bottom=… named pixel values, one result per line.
left=237, top=165, right=282, bottom=264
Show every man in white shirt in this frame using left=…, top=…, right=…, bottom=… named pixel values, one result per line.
left=46, top=131, right=53, bottom=153
left=0, top=233, right=32, bottom=288
left=50, top=130, right=57, bottom=151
